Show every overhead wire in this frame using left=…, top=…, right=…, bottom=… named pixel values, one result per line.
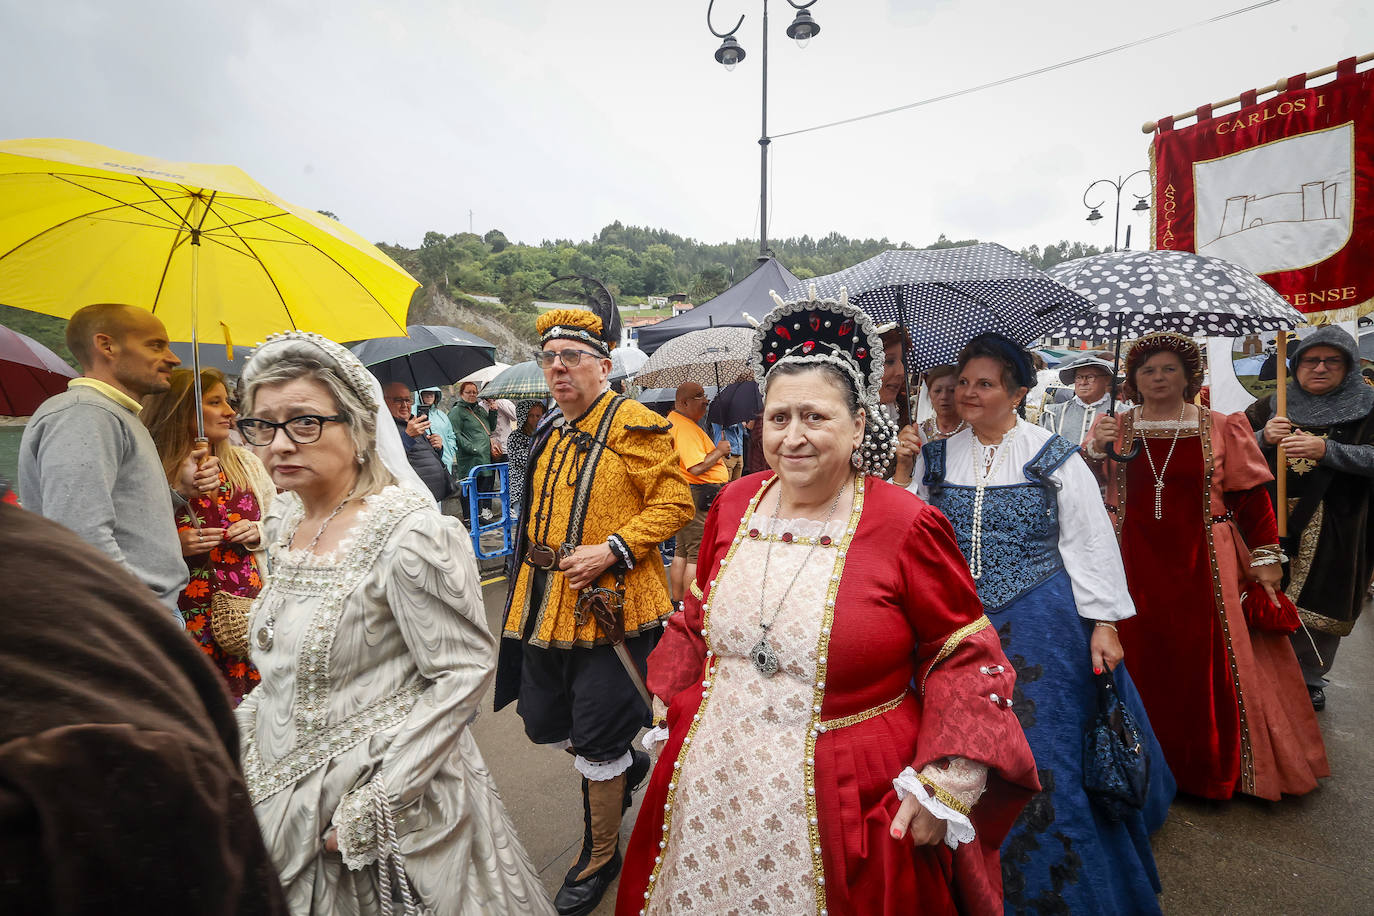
left=770, top=0, right=1284, bottom=140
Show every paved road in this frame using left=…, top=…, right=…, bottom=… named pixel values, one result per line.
left=472, top=579, right=1372, bottom=915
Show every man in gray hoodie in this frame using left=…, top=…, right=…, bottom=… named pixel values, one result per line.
left=1246, top=325, right=1374, bottom=710
left=18, top=304, right=219, bottom=614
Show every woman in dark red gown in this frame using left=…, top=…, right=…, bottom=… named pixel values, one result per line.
left=1088, top=333, right=1328, bottom=800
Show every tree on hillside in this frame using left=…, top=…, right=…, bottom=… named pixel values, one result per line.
left=499, top=275, right=535, bottom=313
left=484, top=229, right=510, bottom=253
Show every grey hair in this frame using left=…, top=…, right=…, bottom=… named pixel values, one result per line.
left=241, top=354, right=396, bottom=499
left=765, top=361, right=861, bottom=417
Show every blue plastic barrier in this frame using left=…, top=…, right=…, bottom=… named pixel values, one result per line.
left=460, top=462, right=516, bottom=560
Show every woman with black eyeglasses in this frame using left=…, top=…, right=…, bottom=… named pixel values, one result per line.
left=233, top=331, right=552, bottom=915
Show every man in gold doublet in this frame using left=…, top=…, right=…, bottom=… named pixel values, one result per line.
left=495, top=306, right=692, bottom=916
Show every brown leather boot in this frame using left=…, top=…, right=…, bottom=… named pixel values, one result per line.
left=554, top=774, right=627, bottom=916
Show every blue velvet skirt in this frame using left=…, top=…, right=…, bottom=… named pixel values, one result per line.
left=994, top=568, right=1175, bottom=916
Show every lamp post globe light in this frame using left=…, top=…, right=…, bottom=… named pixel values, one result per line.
left=708, top=0, right=823, bottom=260
left=1082, top=169, right=1151, bottom=252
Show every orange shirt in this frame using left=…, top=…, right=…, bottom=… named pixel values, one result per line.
left=668, top=410, right=729, bottom=485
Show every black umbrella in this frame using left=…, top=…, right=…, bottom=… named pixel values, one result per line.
left=351, top=325, right=497, bottom=390
left=707, top=379, right=763, bottom=427
left=789, top=244, right=1095, bottom=372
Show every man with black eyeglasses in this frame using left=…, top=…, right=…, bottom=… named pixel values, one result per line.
left=383, top=381, right=452, bottom=503
left=495, top=307, right=692, bottom=916
left=1246, top=326, right=1374, bottom=711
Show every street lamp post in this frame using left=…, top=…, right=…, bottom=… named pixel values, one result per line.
left=708, top=0, right=821, bottom=262
left=1083, top=169, right=1151, bottom=252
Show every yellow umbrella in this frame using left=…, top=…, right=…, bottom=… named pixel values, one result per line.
left=0, top=138, right=419, bottom=430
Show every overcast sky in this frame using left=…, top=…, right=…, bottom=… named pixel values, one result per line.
left=1, top=0, right=1367, bottom=257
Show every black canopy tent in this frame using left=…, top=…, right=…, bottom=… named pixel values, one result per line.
left=634, top=257, right=801, bottom=354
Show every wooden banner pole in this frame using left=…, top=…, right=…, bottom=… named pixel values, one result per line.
left=1275, top=331, right=1289, bottom=538
left=1141, top=51, right=1373, bottom=133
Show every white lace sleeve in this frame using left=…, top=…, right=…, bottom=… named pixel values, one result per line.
left=893, top=757, right=988, bottom=849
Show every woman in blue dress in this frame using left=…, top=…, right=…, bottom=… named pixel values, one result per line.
left=907, top=333, right=1175, bottom=916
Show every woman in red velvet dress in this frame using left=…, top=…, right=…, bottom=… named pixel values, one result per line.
left=1087, top=333, right=1328, bottom=800
left=617, top=291, right=1038, bottom=916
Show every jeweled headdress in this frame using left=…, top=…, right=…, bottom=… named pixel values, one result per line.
left=1122, top=331, right=1204, bottom=402
left=750, top=285, right=898, bottom=476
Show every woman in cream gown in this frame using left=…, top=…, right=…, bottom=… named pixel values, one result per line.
left=235, top=331, right=552, bottom=916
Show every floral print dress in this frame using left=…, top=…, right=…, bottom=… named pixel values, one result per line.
left=177, top=470, right=265, bottom=704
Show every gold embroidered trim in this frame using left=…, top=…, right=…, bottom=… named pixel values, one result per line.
left=688, top=579, right=704, bottom=601
left=818, top=690, right=907, bottom=731
left=802, top=474, right=865, bottom=916
left=915, top=772, right=973, bottom=818
left=921, top=616, right=992, bottom=695
left=641, top=475, right=774, bottom=912
left=1284, top=498, right=1322, bottom=604
left=1200, top=412, right=1255, bottom=794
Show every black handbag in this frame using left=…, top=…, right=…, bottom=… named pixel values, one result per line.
left=1082, top=669, right=1150, bottom=822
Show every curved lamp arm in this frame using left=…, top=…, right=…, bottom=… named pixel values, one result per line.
left=707, top=0, right=744, bottom=38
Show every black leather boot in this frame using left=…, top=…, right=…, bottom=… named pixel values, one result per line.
left=554, top=774, right=626, bottom=916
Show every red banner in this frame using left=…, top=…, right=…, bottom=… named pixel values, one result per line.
left=1152, top=59, right=1374, bottom=322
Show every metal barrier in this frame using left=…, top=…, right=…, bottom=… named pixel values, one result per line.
left=460, top=462, right=516, bottom=560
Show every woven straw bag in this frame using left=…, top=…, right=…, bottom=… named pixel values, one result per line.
left=210, top=591, right=254, bottom=658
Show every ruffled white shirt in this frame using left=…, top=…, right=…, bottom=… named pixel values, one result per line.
left=907, top=420, right=1135, bottom=622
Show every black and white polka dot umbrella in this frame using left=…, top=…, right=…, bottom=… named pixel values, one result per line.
left=634, top=326, right=755, bottom=390
left=785, top=244, right=1096, bottom=371
left=1047, top=250, right=1303, bottom=338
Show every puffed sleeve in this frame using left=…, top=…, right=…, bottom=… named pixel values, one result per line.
left=901, top=506, right=1040, bottom=846
left=645, top=496, right=725, bottom=705
left=608, top=425, right=694, bottom=567
left=330, top=511, right=495, bottom=869
left=1052, top=452, right=1135, bottom=621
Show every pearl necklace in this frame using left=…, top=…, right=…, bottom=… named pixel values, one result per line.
left=968, top=426, right=1018, bottom=580
left=255, top=489, right=357, bottom=652
left=750, top=480, right=845, bottom=678
left=1141, top=403, right=1188, bottom=520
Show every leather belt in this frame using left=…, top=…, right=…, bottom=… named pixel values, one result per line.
left=527, top=542, right=574, bottom=570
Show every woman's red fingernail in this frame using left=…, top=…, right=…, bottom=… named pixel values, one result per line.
left=891, top=827, right=902, bottom=839
left=1094, top=667, right=1103, bottom=675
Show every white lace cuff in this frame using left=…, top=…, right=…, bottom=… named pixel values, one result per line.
left=892, top=761, right=984, bottom=850
left=332, top=781, right=382, bottom=870
left=575, top=750, right=632, bottom=781
left=641, top=725, right=670, bottom=751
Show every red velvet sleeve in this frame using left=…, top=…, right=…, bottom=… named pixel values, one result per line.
left=644, top=495, right=726, bottom=705
left=1215, top=411, right=1275, bottom=492
left=902, top=505, right=1039, bottom=792
left=1225, top=486, right=1278, bottom=549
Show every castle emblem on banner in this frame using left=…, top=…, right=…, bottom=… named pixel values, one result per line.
left=1195, top=124, right=1354, bottom=275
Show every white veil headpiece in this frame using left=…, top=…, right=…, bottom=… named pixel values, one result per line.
left=241, top=330, right=437, bottom=508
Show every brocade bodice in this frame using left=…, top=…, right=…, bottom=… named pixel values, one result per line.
left=923, top=435, right=1078, bottom=611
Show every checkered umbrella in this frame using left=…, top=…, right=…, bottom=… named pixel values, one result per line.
left=478, top=360, right=549, bottom=400
left=1046, top=250, right=1303, bottom=338
left=633, top=327, right=755, bottom=390
left=787, top=244, right=1095, bottom=371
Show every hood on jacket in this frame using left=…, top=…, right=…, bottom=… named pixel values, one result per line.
left=1289, top=325, right=1359, bottom=374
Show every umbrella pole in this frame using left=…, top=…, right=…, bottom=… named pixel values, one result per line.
left=191, top=231, right=206, bottom=442
left=1276, top=331, right=1289, bottom=538
left=1105, top=313, right=1141, bottom=462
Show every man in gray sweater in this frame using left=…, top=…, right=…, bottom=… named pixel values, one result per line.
left=19, top=304, right=219, bottom=613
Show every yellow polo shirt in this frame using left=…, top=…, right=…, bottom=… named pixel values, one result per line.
left=69, top=377, right=143, bottom=414
left=667, top=410, right=728, bottom=485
